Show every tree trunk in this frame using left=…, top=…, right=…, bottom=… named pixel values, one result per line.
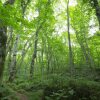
left=0, top=27, right=7, bottom=82
left=0, top=0, right=15, bottom=83
left=7, top=27, right=13, bottom=78
left=8, top=35, right=19, bottom=82
left=30, top=1, right=50, bottom=78
left=30, top=24, right=43, bottom=78
left=67, top=0, right=74, bottom=75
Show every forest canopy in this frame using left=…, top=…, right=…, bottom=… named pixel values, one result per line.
left=0, top=0, right=100, bottom=100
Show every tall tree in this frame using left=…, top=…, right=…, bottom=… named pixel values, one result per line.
left=30, top=0, right=53, bottom=78
left=67, top=0, right=74, bottom=74
left=30, top=21, right=45, bottom=78
left=0, top=0, right=15, bottom=83
left=8, top=35, right=19, bottom=82
left=8, top=0, right=31, bottom=82
left=70, top=3, right=94, bottom=68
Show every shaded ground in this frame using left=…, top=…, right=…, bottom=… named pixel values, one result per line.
left=15, top=89, right=43, bottom=100
left=1, top=69, right=100, bottom=100
left=16, top=93, right=28, bottom=100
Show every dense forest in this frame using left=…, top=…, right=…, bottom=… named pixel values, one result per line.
left=0, top=0, right=100, bottom=100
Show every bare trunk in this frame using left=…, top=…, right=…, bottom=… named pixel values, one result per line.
left=16, top=0, right=31, bottom=75
left=0, top=27, right=7, bottom=82
left=30, top=1, right=50, bottom=78
left=75, top=32, right=94, bottom=69
left=8, top=35, right=19, bottom=82
left=41, top=37, right=44, bottom=80
left=30, top=23, right=44, bottom=78
left=7, top=27, right=13, bottom=77
left=85, top=40, right=94, bottom=68
left=47, top=43, right=50, bottom=73
left=67, top=0, right=74, bottom=74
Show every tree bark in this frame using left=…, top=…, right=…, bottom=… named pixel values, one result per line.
left=67, top=0, right=74, bottom=75
left=0, top=27, right=7, bottom=82
left=30, top=0, right=51, bottom=78
left=30, top=23, right=44, bottom=78
left=0, top=0, right=15, bottom=83
left=8, top=35, right=19, bottom=82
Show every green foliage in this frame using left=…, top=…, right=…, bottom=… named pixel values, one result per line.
left=0, top=0, right=100, bottom=99
left=43, top=79, right=100, bottom=100
left=0, top=84, right=18, bottom=100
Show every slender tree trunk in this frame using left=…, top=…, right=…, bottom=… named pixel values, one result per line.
left=30, top=23, right=44, bottom=78
left=6, top=27, right=13, bottom=55
left=41, top=37, right=44, bottom=80
left=67, top=0, right=74, bottom=74
left=95, top=47, right=99, bottom=67
left=30, top=1, right=50, bottom=78
left=7, top=27, right=13, bottom=78
left=0, top=27, right=7, bottom=82
left=47, top=43, right=50, bottom=73
left=16, top=0, right=31, bottom=76
left=85, top=41, right=94, bottom=68
left=8, top=35, right=19, bottom=82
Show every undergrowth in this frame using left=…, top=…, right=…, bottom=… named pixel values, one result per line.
left=0, top=72, right=100, bottom=100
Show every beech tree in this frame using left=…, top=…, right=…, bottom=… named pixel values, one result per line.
left=67, top=0, right=74, bottom=75
left=0, top=0, right=15, bottom=83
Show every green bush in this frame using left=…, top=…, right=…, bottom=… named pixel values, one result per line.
left=0, top=84, right=18, bottom=100
left=43, top=79, right=100, bottom=100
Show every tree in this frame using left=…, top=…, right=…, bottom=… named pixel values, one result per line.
left=70, top=3, right=94, bottom=68
left=0, top=0, right=15, bottom=83
left=30, top=0, right=53, bottom=78
left=67, top=0, right=74, bottom=74
left=8, top=0, right=31, bottom=82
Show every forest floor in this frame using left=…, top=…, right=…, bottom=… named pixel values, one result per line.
left=1, top=68, right=100, bottom=100
left=15, top=89, right=43, bottom=100
left=16, top=93, right=28, bottom=100
left=1, top=79, right=100, bottom=100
